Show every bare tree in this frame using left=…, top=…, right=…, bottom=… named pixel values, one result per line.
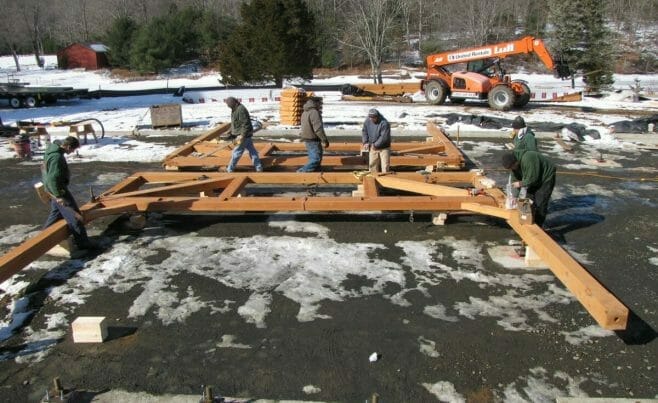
left=340, top=0, right=404, bottom=83
left=456, top=0, right=511, bottom=45
left=19, top=0, right=47, bottom=67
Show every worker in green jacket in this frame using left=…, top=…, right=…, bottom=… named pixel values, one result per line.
left=502, top=149, right=556, bottom=227
left=511, top=116, right=538, bottom=152
left=42, top=136, right=97, bottom=250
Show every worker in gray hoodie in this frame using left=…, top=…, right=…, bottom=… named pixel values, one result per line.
left=362, top=108, right=392, bottom=173
left=297, top=97, right=329, bottom=172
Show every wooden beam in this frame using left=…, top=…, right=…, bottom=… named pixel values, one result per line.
left=376, top=176, right=470, bottom=197
left=100, top=174, right=147, bottom=197
left=362, top=176, right=379, bottom=198
left=94, top=194, right=497, bottom=213
left=507, top=217, right=629, bottom=330
left=118, top=171, right=484, bottom=186
left=350, top=83, right=421, bottom=96
left=427, top=121, right=464, bottom=162
left=395, top=144, right=446, bottom=154
left=0, top=222, right=69, bottom=284
left=102, top=178, right=235, bottom=199
left=83, top=202, right=139, bottom=221
left=258, top=143, right=277, bottom=159
left=163, top=123, right=230, bottom=161
left=163, top=124, right=465, bottom=171
left=461, top=202, right=513, bottom=219
left=218, top=177, right=251, bottom=200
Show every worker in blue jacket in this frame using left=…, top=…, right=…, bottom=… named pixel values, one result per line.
left=361, top=108, right=392, bottom=173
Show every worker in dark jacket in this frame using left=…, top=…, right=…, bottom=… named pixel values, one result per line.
left=511, top=116, right=538, bottom=152
left=42, top=136, right=95, bottom=250
left=502, top=150, right=556, bottom=227
left=297, top=97, right=329, bottom=172
left=362, top=108, right=392, bottom=173
left=225, top=97, right=263, bottom=172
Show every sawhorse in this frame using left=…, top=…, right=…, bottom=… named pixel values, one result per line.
left=69, top=124, right=98, bottom=144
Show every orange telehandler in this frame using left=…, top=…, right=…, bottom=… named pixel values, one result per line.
left=421, top=36, right=571, bottom=110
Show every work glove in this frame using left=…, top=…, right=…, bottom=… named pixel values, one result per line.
left=234, top=135, right=244, bottom=146
left=518, top=187, right=528, bottom=199
left=322, top=140, right=329, bottom=148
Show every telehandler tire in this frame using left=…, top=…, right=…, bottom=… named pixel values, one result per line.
left=488, top=85, right=515, bottom=111
left=425, top=80, right=448, bottom=105
left=512, top=81, right=531, bottom=107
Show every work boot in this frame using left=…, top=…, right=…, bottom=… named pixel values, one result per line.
left=71, top=239, right=104, bottom=258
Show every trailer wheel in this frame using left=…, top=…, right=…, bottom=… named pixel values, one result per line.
left=425, top=80, right=448, bottom=105
left=24, top=96, right=37, bottom=108
left=512, top=81, right=531, bottom=107
left=488, top=85, right=515, bottom=111
left=9, top=97, right=22, bottom=109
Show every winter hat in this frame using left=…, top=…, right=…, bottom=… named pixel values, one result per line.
left=63, top=136, right=80, bottom=149
left=368, top=108, right=379, bottom=117
left=224, top=97, right=239, bottom=108
left=512, top=116, right=526, bottom=129
left=501, top=152, right=517, bottom=169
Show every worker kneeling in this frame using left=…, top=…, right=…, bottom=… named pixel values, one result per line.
left=501, top=150, right=556, bottom=228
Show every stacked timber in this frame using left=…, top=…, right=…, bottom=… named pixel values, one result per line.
left=280, top=87, right=321, bottom=125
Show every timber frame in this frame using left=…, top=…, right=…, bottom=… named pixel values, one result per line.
left=163, top=122, right=465, bottom=172
left=0, top=123, right=629, bottom=331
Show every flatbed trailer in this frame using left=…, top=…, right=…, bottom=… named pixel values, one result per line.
left=0, top=81, right=89, bottom=108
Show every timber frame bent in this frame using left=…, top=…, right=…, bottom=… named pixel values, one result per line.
left=162, top=122, right=465, bottom=172
left=0, top=122, right=629, bottom=331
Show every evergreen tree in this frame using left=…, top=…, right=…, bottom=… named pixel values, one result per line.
left=105, top=16, right=138, bottom=68
left=218, top=0, right=318, bottom=86
left=197, top=12, right=236, bottom=66
left=129, top=6, right=204, bottom=73
left=129, top=18, right=173, bottom=73
left=549, top=0, right=614, bottom=92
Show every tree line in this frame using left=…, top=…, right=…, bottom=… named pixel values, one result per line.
left=0, top=0, right=655, bottom=91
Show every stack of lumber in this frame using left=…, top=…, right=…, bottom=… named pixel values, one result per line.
left=280, top=87, right=320, bottom=125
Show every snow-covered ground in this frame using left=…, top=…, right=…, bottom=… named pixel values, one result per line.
left=1, top=55, right=657, bottom=401
left=2, top=55, right=657, bottom=162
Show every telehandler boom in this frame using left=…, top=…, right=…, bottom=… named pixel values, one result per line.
left=421, top=36, right=571, bottom=110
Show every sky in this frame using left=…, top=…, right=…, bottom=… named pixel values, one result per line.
left=1, top=55, right=657, bottom=401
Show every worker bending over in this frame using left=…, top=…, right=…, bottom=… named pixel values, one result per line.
left=501, top=150, right=556, bottom=228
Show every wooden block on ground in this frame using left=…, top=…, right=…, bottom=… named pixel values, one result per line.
left=46, top=239, right=74, bottom=258
left=72, top=316, right=108, bottom=343
left=555, top=138, right=573, bottom=151
left=524, top=245, right=546, bottom=268
left=432, top=212, right=448, bottom=225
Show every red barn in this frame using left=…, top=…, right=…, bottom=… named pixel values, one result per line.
left=57, top=43, right=110, bottom=70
